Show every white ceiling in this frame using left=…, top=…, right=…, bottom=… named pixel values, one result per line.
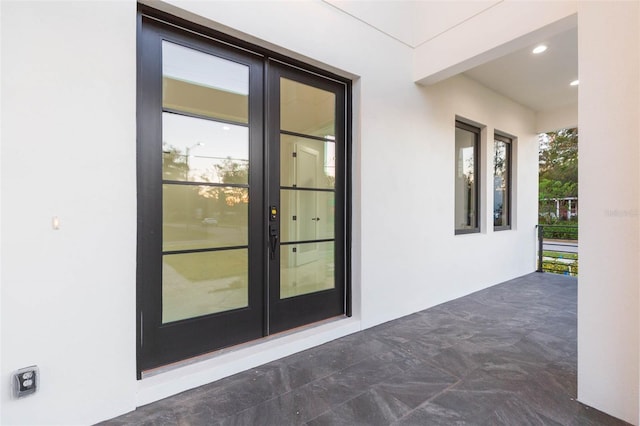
left=324, top=0, right=578, bottom=113
left=325, top=0, right=501, bottom=47
left=463, top=27, right=578, bottom=112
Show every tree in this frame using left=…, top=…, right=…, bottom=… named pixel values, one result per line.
left=539, top=128, right=578, bottom=222
left=539, top=128, right=578, bottom=188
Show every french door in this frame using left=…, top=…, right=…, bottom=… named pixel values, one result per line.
left=137, top=16, right=349, bottom=374
left=267, top=63, right=346, bottom=333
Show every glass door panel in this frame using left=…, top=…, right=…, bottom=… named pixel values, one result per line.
left=162, top=184, right=248, bottom=251
left=162, top=249, right=248, bottom=323
left=280, top=242, right=335, bottom=298
left=280, top=135, right=336, bottom=189
left=279, top=78, right=336, bottom=298
left=161, top=41, right=252, bottom=324
left=162, top=113, right=249, bottom=183
left=280, top=190, right=334, bottom=243
left=163, top=41, right=249, bottom=123
left=280, top=78, right=335, bottom=137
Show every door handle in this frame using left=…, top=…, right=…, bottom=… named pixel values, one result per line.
left=269, top=226, right=278, bottom=259
left=312, top=217, right=320, bottom=221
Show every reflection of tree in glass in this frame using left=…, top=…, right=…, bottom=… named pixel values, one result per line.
left=193, top=158, right=249, bottom=228
left=215, top=158, right=248, bottom=207
left=464, top=154, right=475, bottom=226
left=214, top=158, right=248, bottom=184
left=493, top=142, right=507, bottom=225
left=162, top=144, right=188, bottom=180
left=464, top=155, right=474, bottom=184
left=494, top=143, right=506, bottom=177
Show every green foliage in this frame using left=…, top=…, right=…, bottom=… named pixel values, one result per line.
left=539, top=179, right=577, bottom=201
left=543, top=251, right=577, bottom=260
left=540, top=224, right=578, bottom=240
left=542, top=258, right=578, bottom=276
left=542, top=249, right=578, bottom=276
left=539, top=128, right=578, bottom=187
left=539, top=128, right=578, bottom=223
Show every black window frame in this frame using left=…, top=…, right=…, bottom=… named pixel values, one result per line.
left=493, top=133, right=512, bottom=231
left=454, top=120, right=481, bottom=235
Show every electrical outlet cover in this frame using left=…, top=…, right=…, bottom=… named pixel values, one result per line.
left=12, top=366, right=39, bottom=398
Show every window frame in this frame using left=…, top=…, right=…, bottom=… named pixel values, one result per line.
left=454, top=120, right=481, bottom=235
left=493, top=133, right=512, bottom=231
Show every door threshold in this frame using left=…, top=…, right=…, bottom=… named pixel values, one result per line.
left=141, top=314, right=348, bottom=380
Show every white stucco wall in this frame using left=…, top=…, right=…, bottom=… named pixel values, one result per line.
left=362, top=73, right=538, bottom=327
left=1, top=1, right=138, bottom=424
left=1, top=1, right=541, bottom=424
left=536, top=102, right=578, bottom=133
left=577, top=1, right=640, bottom=424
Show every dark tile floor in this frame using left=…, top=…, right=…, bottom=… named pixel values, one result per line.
left=102, top=273, right=629, bottom=425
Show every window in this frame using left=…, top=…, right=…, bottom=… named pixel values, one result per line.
left=455, top=121, right=480, bottom=234
left=493, top=134, right=512, bottom=230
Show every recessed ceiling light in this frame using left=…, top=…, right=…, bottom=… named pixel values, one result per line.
left=532, top=45, right=548, bottom=54
left=570, top=80, right=579, bottom=86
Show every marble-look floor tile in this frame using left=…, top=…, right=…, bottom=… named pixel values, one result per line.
left=307, top=360, right=459, bottom=425
left=306, top=388, right=414, bottom=426
left=426, top=388, right=517, bottom=423
left=484, top=394, right=565, bottom=426
left=101, top=273, right=630, bottom=426
left=282, top=334, right=395, bottom=389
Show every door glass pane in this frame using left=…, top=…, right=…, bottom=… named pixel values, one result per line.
left=161, top=42, right=251, bottom=324
left=163, top=41, right=249, bottom=123
left=280, top=78, right=335, bottom=138
left=163, top=184, right=248, bottom=251
left=280, top=134, right=335, bottom=189
left=163, top=113, right=249, bottom=183
left=279, top=78, right=337, bottom=300
left=280, top=189, right=334, bottom=242
left=280, top=242, right=334, bottom=299
left=162, top=249, right=248, bottom=323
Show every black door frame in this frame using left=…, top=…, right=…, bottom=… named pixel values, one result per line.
left=137, top=7, right=352, bottom=377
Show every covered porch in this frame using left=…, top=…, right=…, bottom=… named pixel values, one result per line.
left=102, top=273, right=626, bottom=425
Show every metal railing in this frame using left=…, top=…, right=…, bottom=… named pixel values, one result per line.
left=536, top=224, right=579, bottom=276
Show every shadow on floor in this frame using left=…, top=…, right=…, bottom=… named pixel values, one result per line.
left=101, top=273, right=629, bottom=426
